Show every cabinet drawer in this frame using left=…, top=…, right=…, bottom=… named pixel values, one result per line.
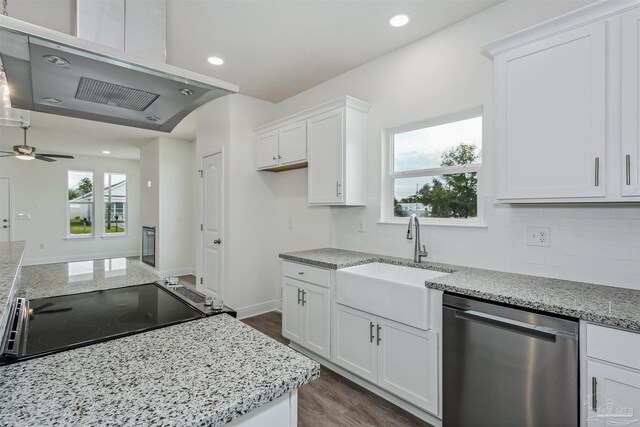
left=587, top=323, right=640, bottom=370
left=282, top=261, right=330, bottom=287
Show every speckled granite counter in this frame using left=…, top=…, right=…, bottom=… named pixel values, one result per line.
left=0, top=241, right=26, bottom=343
left=0, top=314, right=320, bottom=427
left=20, top=257, right=160, bottom=299
left=280, top=248, right=640, bottom=331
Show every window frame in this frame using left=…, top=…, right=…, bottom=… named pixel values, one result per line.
left=66, top=170, right=95, bottom=239
left=102, top=172, right=128, bottom=237
left=381, top=107, right=485, bottom=227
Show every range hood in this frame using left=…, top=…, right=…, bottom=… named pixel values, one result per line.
left=0, top=15, right=239, bottom=132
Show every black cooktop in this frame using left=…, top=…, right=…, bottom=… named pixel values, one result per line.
left=17, top=283, right=204, bottom=362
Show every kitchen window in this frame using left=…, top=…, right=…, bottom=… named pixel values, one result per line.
left=67, top=170, right=94, bottom=236
left=104, top=172, right=127, bottom=235
left=386, top=109, right=482, bottom=224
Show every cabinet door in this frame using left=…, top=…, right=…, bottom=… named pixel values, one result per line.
left=495, top=21, right=606, bottom=201
left=301, top=283, right=330, bottom=359
left=334, top=304, right=377, bottom=383
left=256, top=130, right=279, bottom=169
left=622, top=7, right=640, bottom=197
left=587, top=360, right=640, bottom=426
left=307, top=108, right=345, bottom=204
left=377, top=318, right=439, bottom=415
left=278, top=120, right=307, bottom=166
left=282, top=278, right=303, bottom=343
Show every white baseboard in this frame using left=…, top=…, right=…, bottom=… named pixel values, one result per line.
left=289, top=343, right=443, bottom=427
left=23, top=251, right=140, bottom=266
left=157, top=267, right=195, bottom=277
left=236, top=300, right=282, bottom=320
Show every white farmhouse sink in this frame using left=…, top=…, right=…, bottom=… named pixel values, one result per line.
left=336, top=263, right=449, bottom=330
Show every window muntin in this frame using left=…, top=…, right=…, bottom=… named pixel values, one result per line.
left=390, top=113, right=482, bottom=220
left=68, top=171, right=94, bottom=236
left=104, top=173, right=127, bottom=234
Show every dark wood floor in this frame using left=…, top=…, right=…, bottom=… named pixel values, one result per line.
left=241, top=311, right=433, bottom=427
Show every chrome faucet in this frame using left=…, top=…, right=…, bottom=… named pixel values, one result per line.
left=406, top=214, right=428, bottom=263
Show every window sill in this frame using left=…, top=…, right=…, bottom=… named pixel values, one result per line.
left=65, top=235, right=94, bottom=240
left=377, top=219, right=488, bottom=228
left=101, top=234, right=128, bottom=239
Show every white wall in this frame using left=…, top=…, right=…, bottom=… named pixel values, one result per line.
left=0, top=153, right=140, bottom=264
left=273, top=0, right=640, bottom=290
left=196, top=94, right=333, bottom=314
left=140, top=137, right=195, bottom=276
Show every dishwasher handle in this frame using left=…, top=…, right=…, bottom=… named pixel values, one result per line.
left=453, top=309, right=562, bottom=343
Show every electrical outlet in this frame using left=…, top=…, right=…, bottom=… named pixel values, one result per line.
left=288, top=219, right=293, bottom=229
left=526, top=227, right=550, bottom=247
left=39, top=243, right=45, bottom=250
left=357, top=218, right=365, bottom=233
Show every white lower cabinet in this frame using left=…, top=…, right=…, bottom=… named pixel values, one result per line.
left=281, top=276, right=330, bottom=359
left=334, top=304, right=439, bottom=415
left=586, top=361, right=640, bottom=426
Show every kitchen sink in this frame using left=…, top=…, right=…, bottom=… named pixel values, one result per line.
left=335, top=262, right=448, bottom=330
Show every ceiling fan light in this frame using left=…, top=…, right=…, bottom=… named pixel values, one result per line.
left=16, top=154, right=34, bottom=160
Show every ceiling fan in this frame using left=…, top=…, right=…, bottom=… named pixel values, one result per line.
left=0, top=126, right=74, bottom=162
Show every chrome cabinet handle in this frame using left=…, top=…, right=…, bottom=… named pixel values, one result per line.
left=592, top=377, right=597, bottom=411
left=272, top=155, right=277, bottom=160
left=2, top=225, right=7, bottom=229
left=213, top=239, right=221, bottom=244
left=297, top=288, right=302, bottom=305
left=301, top=290, right=306, bottom=306
left=336, top=181, right=342, bottom=197
left=626, top=154, right=631, bottom=186
left=2, top=219, right=7, bottom=222
left=278, top=155, right=282, bottom=159
left=376, top=325, right=381, bottom=345
left=595, top=157, right=600, bottom=187
left=369, top=322, right=375, bottom=343
left=298, top=271, right=304, bottom=275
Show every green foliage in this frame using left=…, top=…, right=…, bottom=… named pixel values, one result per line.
left=398, top=143, right=480, bottom=219
left=77, top=178, right=93, bottom=196
left=68, top=189, right=79, bottom=200
left=393, top=198, right=407, bottom=217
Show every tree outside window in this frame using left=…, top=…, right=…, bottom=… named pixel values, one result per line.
left=391, top=113, right=482, bottom=220
left=104, top=173, right=127, bottom=235
left=68, top=171, right=94, bottom=235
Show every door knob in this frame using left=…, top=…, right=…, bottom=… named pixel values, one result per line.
left=213, top=239, right=221, bottom=244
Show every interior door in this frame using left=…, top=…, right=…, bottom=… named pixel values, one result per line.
left=282, top=277, right=304, bottom=343
left=202, top=153, right=224, bottom=300
left=302, top=282, right=330, bottom=359
left=0, top=178, right=9, bottom=242
left=622, top=7, right=640, bottom=197
left=307, top=108, right=344, bottom=204
left=334, top=304, right=377, bottom=383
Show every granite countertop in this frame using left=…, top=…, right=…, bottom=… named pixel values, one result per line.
left=0, top=314, right=320, bottom=427
left=0, top=241, right=26, bottom=342
left=280, top=248, right=640, bottom=331
left=19, top=257, right=161, bottom=299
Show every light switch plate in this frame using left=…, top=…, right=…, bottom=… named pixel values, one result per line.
left=357, top=218, right=365, bottom=233
left=17, top=213, right=31, bottom=220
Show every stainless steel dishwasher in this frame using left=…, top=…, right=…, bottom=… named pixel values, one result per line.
left=443, top=294, right=579, bottom=427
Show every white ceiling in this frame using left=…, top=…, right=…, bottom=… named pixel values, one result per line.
left=3, top=0, right=503, bottom=158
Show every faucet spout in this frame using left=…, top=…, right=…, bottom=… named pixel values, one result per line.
left=407, top=214, right=428, bottom=263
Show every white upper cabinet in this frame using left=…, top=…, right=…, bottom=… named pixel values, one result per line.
left=622, top=7, right=640, bottom=197
left=255, top=96, right=370, bottom=205
left=485, top=0, right=640, bottom=203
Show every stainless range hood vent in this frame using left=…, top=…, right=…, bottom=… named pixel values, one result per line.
left=0, top=15, right=239, bottom=132
left=75, top=77, right=159, bottom=111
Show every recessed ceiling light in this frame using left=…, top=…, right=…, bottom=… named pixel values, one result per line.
left=146, top=116, right=160, bottom=122
left=42, top=97, right=62, bottom=104
left=207, top=56, right=224, bottom=66
left=179, top=88, right=194, bottom=96
left=43, top=55, right=69, bottom=66
left=389, top=14, right=410, bottom=28
left=102, top=150, right=111, bottom=155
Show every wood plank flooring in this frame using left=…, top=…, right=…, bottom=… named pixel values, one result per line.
left=241, top=311, right=434, bottom=427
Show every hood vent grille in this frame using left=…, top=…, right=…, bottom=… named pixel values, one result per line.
left=75, top=77, right=159, bottom=111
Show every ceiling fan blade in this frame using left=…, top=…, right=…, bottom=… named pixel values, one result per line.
left=36, top=153, right=75, bottom=159
left=0, top=151, right=15, bottom=154
left=35, top=156, right=56, bottom=162
left=0, top=154, right=16, bottom=158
